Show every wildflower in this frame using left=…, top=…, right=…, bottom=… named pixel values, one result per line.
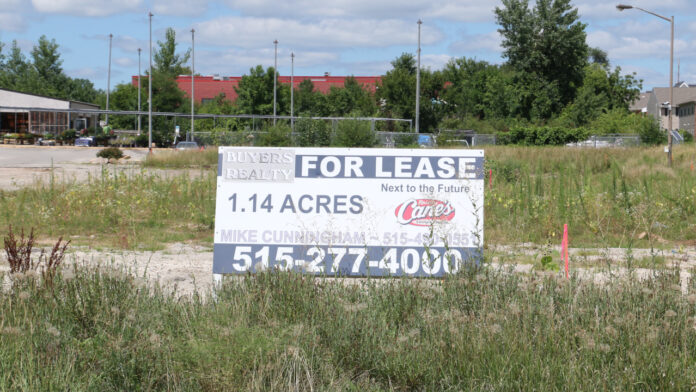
left=149, top=333, right=161, bottom=347
left=665, top=309, right=677, bottom=318
left=687, top=294, right=696, bottom=305
left=490, top=324, right=502, bottom=334
left=1, top=326, right=22, bottom=336
left=46, top=325, right=60, bottom=337
left=62, top=269, right=75, bottom=282
left=18, top=291, right=30, bottom=300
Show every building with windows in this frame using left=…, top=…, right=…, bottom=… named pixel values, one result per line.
left=0, top=88, right=100, bottom=134
left=132, top=74, right=381, bottom=104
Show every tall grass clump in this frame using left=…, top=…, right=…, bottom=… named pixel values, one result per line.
left=0, top=168, right=216, bottom=249
left=3, top=265, right=696, bottom=390
left=484, top=144, right=696, bottom=247
left=143, top=149, right=218, bottom=168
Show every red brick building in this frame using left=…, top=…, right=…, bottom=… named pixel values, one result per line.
left=131, top=74, right=381, bottom=104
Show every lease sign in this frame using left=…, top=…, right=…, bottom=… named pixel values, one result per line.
left=213, top=147, right=484, bottom=277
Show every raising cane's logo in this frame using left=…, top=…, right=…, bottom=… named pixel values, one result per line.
left=395, top=199, right=456, bottom=226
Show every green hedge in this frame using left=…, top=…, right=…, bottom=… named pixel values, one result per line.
left=497, top=126, right=590, bottom=146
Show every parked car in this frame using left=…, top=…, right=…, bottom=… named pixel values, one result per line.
left=175, top=141, right=199, bottom=150
left=74, top=137, right=94, bottom=147
left=36, top=138, right=56, bottom=146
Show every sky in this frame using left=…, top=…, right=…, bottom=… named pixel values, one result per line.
left=0, top=0, right=695, bottom=93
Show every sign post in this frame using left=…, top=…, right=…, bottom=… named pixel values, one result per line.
left=213, top=147, right=484, bottom=280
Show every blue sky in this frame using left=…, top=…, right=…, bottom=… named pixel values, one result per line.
left=0, top=0, right=695, bottom=93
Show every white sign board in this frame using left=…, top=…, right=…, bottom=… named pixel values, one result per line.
left=213, top=147, right=484, bottom=277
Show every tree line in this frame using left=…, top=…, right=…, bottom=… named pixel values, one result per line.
left=0, top=0, right=652, bottom=145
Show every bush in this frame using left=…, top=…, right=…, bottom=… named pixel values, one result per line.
left=497, top=126, right=590, bottom=146
left=332, top=118, right=376, bottom=147
left=258, top=124, right=293, bottom=147
left=96, top=147, right=124, bottom=160
left=637, top=119, right=665, bottom=145
left=680, top=129, right=694, bottom=143
left=295, top=118, right=331, bottom=147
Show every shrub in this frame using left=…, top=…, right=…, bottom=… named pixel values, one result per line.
left=680, top=129, right=694, bottom=143
left=97, top=147, right=124, bottom=160
left=333, top=118, right=376, bottom=147
left=258, top=124, right=293, bottom=147
left=497, top=126, right=589, bottom=146
left=295, top=118, right=331, bottom=147
left=637, top=119, right=665, bottom=145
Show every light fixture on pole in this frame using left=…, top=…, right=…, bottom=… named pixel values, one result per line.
left=291, top=52, right=294, bottom=132
left=191, top=28, right=195, bottom=142
left=137, top=48, right=141, bottom=136
left=415, top=19, right=422, bottom=134
left=617, top=4, right=674, bottom=166
left=273, top=39, right=278, bottom=126
left=106, top=33, right=112, bottom=126
left=148, top=11, right=153, bottom=153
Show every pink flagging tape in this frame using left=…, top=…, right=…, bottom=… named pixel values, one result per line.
left=489, top=169, right=492, bottom=189
left=562, top=224, right=569, bottom=278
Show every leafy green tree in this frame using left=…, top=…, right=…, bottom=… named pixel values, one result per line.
left=235, top=65, right=288, bottom=115
left=258, top=124, right=292, bottom=146
left=326, top=76, right=376, bottom=116
left=377, top=53, right=444, bottom=132
left=154, top=28, right=191, bottom=76
left=495, top=0, right=588, bottom=118
left=295, top=118, right=331, bottom=146
left=332, top=118, right=376, bottom=147
left=295, top=79, right=324, bottom=115
left=0, top=41, right=29, bottom=90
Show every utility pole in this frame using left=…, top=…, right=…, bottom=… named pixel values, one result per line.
left=415, top=19, right=422, bottom=134
left=273, top=39, right=278, bottom=126
left=191, top=28, right=195, bottom=141
left=291, top=52, right=294, bottom=132
left=106, top=33, right=112, bottom=125
left=148, top=12, right=153, bottom=152
left=137, top=48, right=141, bottom=135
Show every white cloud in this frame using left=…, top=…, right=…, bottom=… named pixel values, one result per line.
left=422, top=54, right=452, bottom=70
left=449, top=32, right=502, bottom=53
left=195, top=16, right=444, bottom=50
left=32, top=0, right=142, bottom=17
left=223, top=0, right=499, bottom=22
left=195, top=48, right=338, bottom=75
left=114, top=57, right=136, bottom=67
left=66, top=66, right=108, bottom=80
left=0, top=13, right=25, bottom=32
left=152, top=0, right=208, bottom=16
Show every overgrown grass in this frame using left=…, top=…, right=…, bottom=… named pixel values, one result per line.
left=484, top=144, right=696, bottom=248
left=2, top=266, right=696, bottom=390
left=1, top=145, right=695, bottom=250
left=0, top=167, right=215, bottom=250
left=143, top=149, right=218, bottom=169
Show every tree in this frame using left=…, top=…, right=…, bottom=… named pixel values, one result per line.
left=234, top=65, right=288, bottom=116
left=154, top=28, right=190, bottom=76
left=495, top=0, right=588, bottom=118
left=326, top=76, right=376, bottom=116
left=0, top=41, right=30, bottom=91
left=378, top=53, right=444, bottom=132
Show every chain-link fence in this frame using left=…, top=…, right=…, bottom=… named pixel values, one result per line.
left=566, top=134, right=641, bottom=148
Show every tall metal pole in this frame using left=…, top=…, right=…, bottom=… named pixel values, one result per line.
left=137, top=48, right=141, bottom=135
left=291, top=52, right=294, bottom=131
left=668, top=15, right=674, bottom=166
left=191, top=28, right=195, bottom=141
left=273, top=39, right=278, bottom=126
left=415, top=19, right=422, bottom=134
left=148, top=12, right=153, bottom=152
left=106, top=33, right=112, bottom=126
left=617, top=4, right=674, bottom=166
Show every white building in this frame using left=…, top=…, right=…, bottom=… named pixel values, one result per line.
left=0, top=88, right=99, bottom=134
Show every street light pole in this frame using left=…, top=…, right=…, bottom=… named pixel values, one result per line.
left=416, top=19, right=422, bottom=134
left=273, top=39, right=278, bottom=126
left=617, top=4, right=674, bottom=166
left=148, top=11, right=153, bottom=152
left=191, top=28, right=195, bottom=141
left=291, top=52, right=294, bottom=132
left=137, top=48, right=141, bottom=136
left=106, top=33, right=112, bottom=126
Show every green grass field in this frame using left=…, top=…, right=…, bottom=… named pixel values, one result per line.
left=2, top=265, right=696, bottom=390
left=2, top=145, right=696, bottom=390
